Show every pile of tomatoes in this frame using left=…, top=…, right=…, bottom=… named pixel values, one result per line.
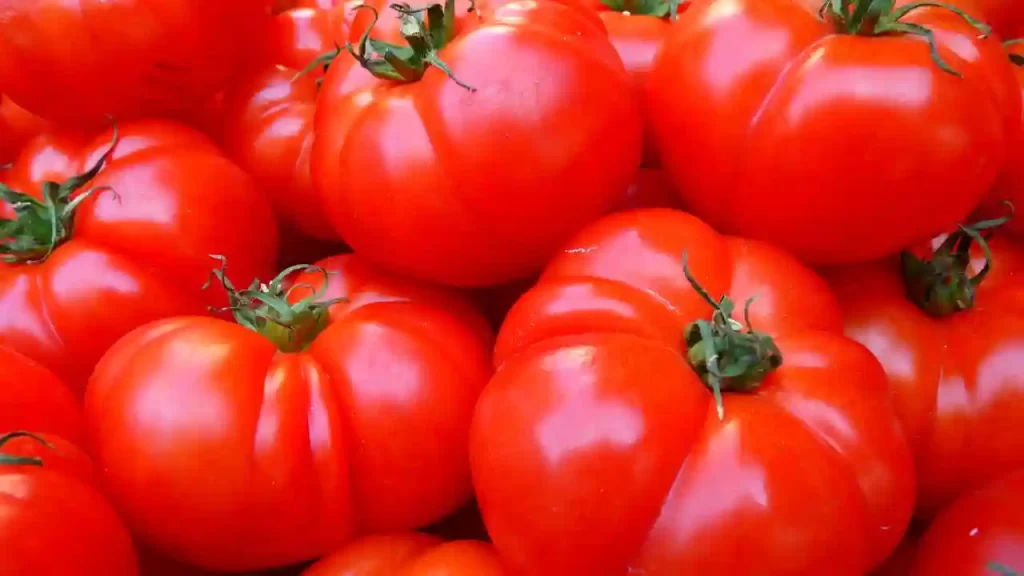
left=1, top=0, right=1023, bottom=574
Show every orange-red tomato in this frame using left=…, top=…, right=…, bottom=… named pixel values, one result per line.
left=303, top=533, right=507, bottom=575
left=0, top=346, right=83, bottom=445
left=85, top=255, right=494, bottom=572
left=471, top=209, right=915, bottom=575
left=0, top=120, right=279, bottom=396
left=828, top=228, right=1024, bottom=516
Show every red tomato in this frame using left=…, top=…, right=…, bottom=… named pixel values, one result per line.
left=303, top=533, right=506, bottom=576
left=0, top=120, right=279, bottom=396
left=0, top=93, right=50, bottom=165
left=980, top=43, right=1024, bottom=235
left=827, top=218, right=1024, bottom=516
left=647, top=0, right=1020, bottom=265
left=85, top=255, right=494, bottom=572
left=312, top=0, right=642, bottom=287
left=611, top=167, right=682, bottom=212
left=470, top=208, right=915, bottom=575
left=0, top=1, right=270, bottom=126
left=0, top=432, right=138, bottom=575
left=973, top=0, right=1024, bottom=38
left=0, top=346, right=83, bottom=445
left=911, top=469, right=1024, bottom=575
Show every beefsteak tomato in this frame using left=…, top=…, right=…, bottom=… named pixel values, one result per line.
left=0, top=346, right=82, bottom=445
left=0, top=432, right=138, bottom=576
left=0, top=0, right=270, bottom=126
left=84, top=255, right=494, bottom=572
left=470, top=208, right=915, bottom=575
left=0, top=120, right=279, bottom=396
left=303, top=533, right=506, bottom=575
left=647, top=0, right=1020, bottom=265
left=911, top=469, right=1024, bottom=575
left=312, top=0, right=642, bottom=287
left=827, top=213, right=1024, bottom=516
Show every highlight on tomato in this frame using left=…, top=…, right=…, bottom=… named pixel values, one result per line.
left=0, top=0, right=271, bottom=126
left=827, top=209, right=1024, bottom=517
left=0, top=120, right=279, bottom=396
left=311, top=0, right=643, bottom=287
left=470, top=208, right=915, bottom=575
left=647, top=0, right=1021, bottom=265
left=84, top=255, right=494, bottom=572
left=303, top=533, right=507, bottom=575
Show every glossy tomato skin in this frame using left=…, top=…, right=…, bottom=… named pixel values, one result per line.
left=0, top=0, right=270, bottom=126
left=827, top=235, right=1024, bottom=517
left=470, top=209, right=915, bottom=575
left=0, top=347, right=83, bottom=445
left=0, top=93, right=50, bottom=164
left=981, top=43, right=1024, bottom=235
left=303, top=533, right=507, bottom=575
left=312, top=0, right=642, bottom=287
left=911, top=469, right=1024, bottom=575
left=84, top=255, right=494, bottom=572
left=647, top=0, right=1019, bottom=265
left=0, top=120, right=279, bottom=397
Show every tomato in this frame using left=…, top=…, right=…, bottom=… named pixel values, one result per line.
left=647, top=0, right=1020, bottom=265
left=85, top=254, right=494, bottom=572
left=0, top=346, right=82, bottom=445
left=0, top=0, right=270, bottom=126
left=0, top=432, right=138, bottom=575
left=911, top=469, right=1024, bottom=575
left=980, top=44, right=1024, bottom=235
left=303, top=533, right=506, bottom=576
left=0, top=120, right=279, bottom=397
left=611, top=167, right=682, bottom=213
left=470, top=208, right=915, bottom=575
left=973, top=0, right=1024, bottom=38
left=311, top=0, right=642, bottom=287
left=0, top=94, right=50, bottom=165
left=826, top=216, right=1024, bottom=517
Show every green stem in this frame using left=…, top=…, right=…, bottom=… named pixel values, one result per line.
left=203, top=256, right=347, bottom=353
left=901, top=203, right=1014, bottom=318
left=0, top=431, right=53, bottom=467
left=681, top=253, right=783, bottom=420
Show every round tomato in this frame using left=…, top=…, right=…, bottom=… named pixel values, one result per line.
left=827, top=215, right=1024, bottom=516
left=911, top=469, right=1024, bottom=575
left=303, top=533, right=506, bottom=575
left=647, top=0, right=1020, bottom=265
left=0, top=432, right=138, bottom=575
left=470, top=208, right=915, bottom=575
left=312, top=0, right=642, bottom=287
left=981, top=43, right=1024, bottom=235
left=0, top=346, right=82, bottom=445
left=0, top=120, right=279, bottom=396
left=85, top=255, right=494, bottom=572
left=0, top=93, right=50, bottom=165
left=0, top=1, right=270, bottom=126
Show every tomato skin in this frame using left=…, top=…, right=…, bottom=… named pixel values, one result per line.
left=0, top=346, right=83, bottom=445
left=84, top=255, right=494, bottom=572
left=303, top=533, right=507, bottom=576
left=827, top=235, right=1024, bottom=517
left=0, top=120, right=279, bottom=396
left=973, top=0, right=1024, bottom=38
left=470, top=209, right=915, bottom=575
left=981, top=43, right=1024, bottom=235
left=911, top=469, right=1024, bottom=575
left=611, top=167, right=681, bottom=212
left=647, top=0, right=1018, bottom=265
left=0, top=0, right=270, bottom=126
left=0, top=93, right=50, bottom=164
left=312, top=0, right=643, bottom=287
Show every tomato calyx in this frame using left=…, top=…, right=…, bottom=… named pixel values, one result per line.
left=345, top=0, right=477, bottom=91
left=0, top=126, right=118, bottom=265
left=1007, top=39, right=1024, bottom=66
left=819, top=0, right=990, bottom=76
left=598, top=0, right=684, bottom=20
left=0, top=431, right=52, bottom=467
left=681, top=254, right=783, bottom=420
left=204, top=256, right=347, bottom=353
left=901, top=204, right=1014, bottom=318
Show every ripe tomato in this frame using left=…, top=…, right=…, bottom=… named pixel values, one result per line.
left=303, top=533, right=506, bottom=576
left=973, top=0, right=1024, bottom=38
left=911, top=469, right=1024, bottom=575
left=611, top=167, right=682, bottom=213
left=0, top=94, right=50, bottom=165
left=470, top=208, right=915, bottom=575
left=85, top=255, right=494, bottom=572
left=827, top=217, right=1024, bottom=516
left=312, top=0, right=642, bottom=287
left=0, top=346, right=82, bottom=445
left=647, top=0, right=1020, bottom=265
left=0, top=0, right=270, bottom=126
left=0, top=432, right=138, bottom=575
left=981, top=44, right=1024, bottom=235
left=0, top=120, right=279, bottom=396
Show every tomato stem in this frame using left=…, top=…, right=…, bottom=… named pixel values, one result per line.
left=1007, top=39, right=1024, bottom=67
left=204, top=256, right=347, bottom=353
left=345, top=0, right=476, bottom=91
left=0, top=124, right=119, bottom=264
left=681, top=253, right=783, bottom=421
left=900, top=203, right=1014, bottom=318
left=0, top=431, right=53, bottom=467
